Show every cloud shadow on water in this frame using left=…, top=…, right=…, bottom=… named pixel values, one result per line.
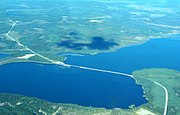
left=57, top=36, right=118, bottom=50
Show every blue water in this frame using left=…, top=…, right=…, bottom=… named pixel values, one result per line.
left=0, top=63, right=146, bottom=109
left=0, top=37, right=180, bottom=109
left=0, top=54, right=9, bottom=58
left=66, top=38, right=180, bottom=73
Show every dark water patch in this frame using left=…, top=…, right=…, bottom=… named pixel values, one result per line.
left=0, top=62, right=147, bottom=109
left=57, top=36, right=118, bottom=50
left=0, top=54, right=9, bottom=58
left=89, top=37, right=118, bottom=50
left=74, top=36, right=81, bottom=39
left=69, top=32, right=78, bottom=36
left=57, top=40, right=84, bottom=50
left=65, top=37, right=180, bottom=73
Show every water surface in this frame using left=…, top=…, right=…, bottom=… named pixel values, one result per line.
left=0, top=54, right=9, bottom=58
left=1, top=37, right=180, bottom=109
left=0, top=62, right=146, bottom=109
left=66, top=38, right=180, bottom=73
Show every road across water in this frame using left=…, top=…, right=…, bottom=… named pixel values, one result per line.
left=5, top=20, right=168, bottom=115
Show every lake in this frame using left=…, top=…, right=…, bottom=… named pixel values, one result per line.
left=0, top=63, right=146, bottom=109
left=0, top=37, right=180, bottom=109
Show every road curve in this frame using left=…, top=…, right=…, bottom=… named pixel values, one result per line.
left=146, top=78, right=168, bottom=115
